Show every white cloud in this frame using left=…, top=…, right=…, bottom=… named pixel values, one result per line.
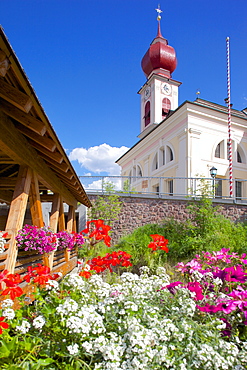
left=69, top=143, right=129, bottom=175
left=82, top=177, right=122, bottom=191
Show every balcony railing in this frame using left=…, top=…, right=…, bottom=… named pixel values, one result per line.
left=79, top=176, right=247, bottom=202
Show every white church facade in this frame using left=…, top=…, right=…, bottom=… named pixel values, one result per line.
left=116, top=15, right=247, bottom=200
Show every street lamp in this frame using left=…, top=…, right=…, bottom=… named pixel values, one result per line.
left=210, top=166, right=217, bottom=197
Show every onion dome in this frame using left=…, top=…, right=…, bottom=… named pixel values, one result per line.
left=141, top=21, right=177, bottom=79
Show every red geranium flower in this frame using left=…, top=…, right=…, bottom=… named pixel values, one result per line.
left=0, top=317, right=9, bottom=334
left=82, top=220, right=111, bottom=247
left=148, top=234, right=169, bottom=253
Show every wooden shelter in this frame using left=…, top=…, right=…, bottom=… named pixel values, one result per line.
left=0, top=26, right=91, bottom=278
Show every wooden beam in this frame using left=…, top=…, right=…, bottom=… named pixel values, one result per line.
left=29, top=170, right=44, bottom=228
left=0, top=112, right=77, bottom=207
left=0, top=99, right=46, bottom=135
left=52, top=168, right=74, bottom=180
left=0, top=177, right=17, bottom=189
left=15, top=123, right=56, bottom=152
left=42, top=155, right=70, bottom=173
left=0, top=77, right=32, bottom=113
left=0, top=50, right=10, bottom=77
left=4, top=166, right=32, bottom=273
left=0, top=158, right=15, bottom=164
left=30, top=141, right=64, bottom=164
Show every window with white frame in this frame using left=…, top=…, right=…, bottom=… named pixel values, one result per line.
left=167, top=146, right=174, bottom=162
left=236, top=145, right=245, bottom=164
left=159, top=147, right=165, bottom=166
left=215, top=140, right=224, bottom=159
left=235, top=181, right=242, bottom=199
left=152, top=153, right=158, bottom=171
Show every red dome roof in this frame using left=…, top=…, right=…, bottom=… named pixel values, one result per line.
left=141, top=23, right=177, bottom=78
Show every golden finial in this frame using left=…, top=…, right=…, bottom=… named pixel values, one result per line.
left=155, top=4, right=162, bottom=21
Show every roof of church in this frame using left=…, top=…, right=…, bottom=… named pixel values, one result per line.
left=194, top=98, right=247, bottom=119
left=141, top=20, right=177, bottom=79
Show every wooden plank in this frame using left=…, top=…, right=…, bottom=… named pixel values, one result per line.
left=0, top=77, right=32, bottom=113
left=0, top=99, right=46, bottom=135
left=0, top=112, right=78, bottom=207
left=4, top=165, right=32, bottom=273
left=15, top=123, right=56, bottom=152
left=29, top=170, right=44, bottom=228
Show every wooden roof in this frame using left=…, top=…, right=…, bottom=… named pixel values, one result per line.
left=0, top=26, right=91, bottom=208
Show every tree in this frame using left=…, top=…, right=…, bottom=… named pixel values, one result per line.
left=88, top=181, right=122, bottom=227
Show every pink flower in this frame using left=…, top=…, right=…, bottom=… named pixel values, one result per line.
left=186, top=281, right=204, bottom=301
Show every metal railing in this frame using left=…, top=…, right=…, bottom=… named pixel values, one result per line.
left=79, top=176, right=247, bottom=203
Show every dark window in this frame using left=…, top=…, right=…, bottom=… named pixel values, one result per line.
left=168, top=147, right=173, bottom=162
left=168, top=180, right=173, bottom=196
left=162, top=98, right=171, bottom=119
left=235, top=181, right=242, bottom=199
left=215, top=143, right=220, bottom=158
left=144, top=101, right=151, bottom=127
left=237, top=150, right=242, bottom=163
left=215, top=179, right=222, bottom=198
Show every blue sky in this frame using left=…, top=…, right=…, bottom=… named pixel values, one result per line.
left=1, top=0, right=247, bottom=180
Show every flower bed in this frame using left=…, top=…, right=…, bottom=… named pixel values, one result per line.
left=0, top=222, right=246, bottom=369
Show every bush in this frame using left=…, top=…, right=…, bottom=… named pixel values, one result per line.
left=116, top=196, right=247, bottom=264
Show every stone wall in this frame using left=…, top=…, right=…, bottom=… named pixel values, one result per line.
left=88, top=194, right=247, bottom=245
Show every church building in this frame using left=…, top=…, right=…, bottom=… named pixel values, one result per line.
left=116, top=12, right=247, bottom=200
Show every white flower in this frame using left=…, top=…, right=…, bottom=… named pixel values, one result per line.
left=2, top=308, right=15, bottom=320
left=67, top=343, right=79, bottom=355
left=1, top=299, right=14, bottom=308
left=33, top=316, right=46, bottom=329
left=16, top=320, right=31, bottom=334
left=46, top=279, right=59, bottom=291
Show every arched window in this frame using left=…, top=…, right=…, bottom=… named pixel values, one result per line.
left=162, top=98, right=171, bottom=119
left=237, top=151, right=242, bottom=163
left=167, top=146, right=174, bottom=162
left=137, top=165, right=142, bottom=177
left=144, top=101, right=151, bottom=127
left=215, top=141, right=224, bottom=159
left=132, top=165, right=142, bottom=179
left=236, top=145, right=245, bottom=163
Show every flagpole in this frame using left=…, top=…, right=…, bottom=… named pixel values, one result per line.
left=226, top=37, right=233, bottom=197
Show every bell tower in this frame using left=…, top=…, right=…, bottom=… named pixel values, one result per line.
left=138, top=6, right=181, bottom=139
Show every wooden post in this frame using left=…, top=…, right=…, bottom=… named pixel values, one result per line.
left=67, top=205, right=75, bottom=233
left=45, top=193, right=61, bottom=270
left=49, top=193, right=60, bottom=232
left=29, top=170, right=44, bottom=228
left=5, top=166, right=32, bottom=273
left=64, top=205, right=75, bottom=262
left=59, top=199, right=65, bottom=231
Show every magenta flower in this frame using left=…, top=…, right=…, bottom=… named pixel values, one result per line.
left=186, top=281, right=204, bottom=301
left=161, top=281, right=182, bottom=295
left=224, top=265, right=247, bottom=283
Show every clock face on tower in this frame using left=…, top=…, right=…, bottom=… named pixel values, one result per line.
left=144, top=86, right=151, bottom=100
left=162, top=83, right=172, bottom=95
